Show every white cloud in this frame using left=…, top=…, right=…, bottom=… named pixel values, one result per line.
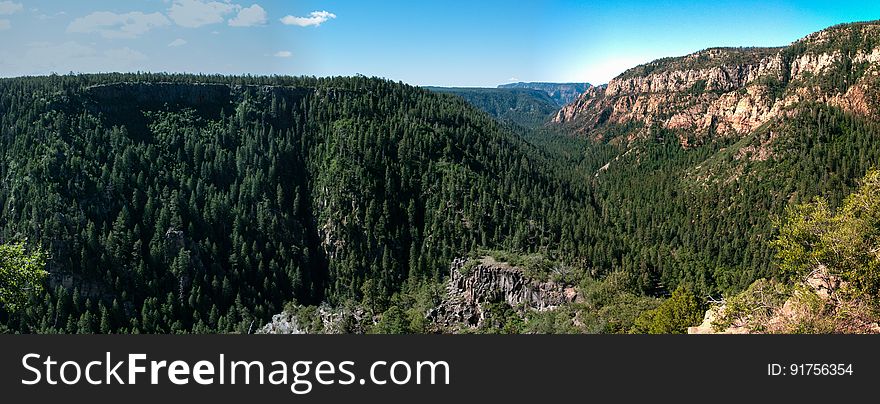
left=168, top=0, right=238, bottom=28
left=228, top=4, right=266, bottom=27
left=0, top=1, right=23, bottom=15
left=0, top=19, right=9, bottom=30
left=168, top=38, right=188, bottom=47
left=273, top=50, right=292, bottom=58
left=67, top=11, right=171, bottom=39
left=280, top=10, right=336, bottom=27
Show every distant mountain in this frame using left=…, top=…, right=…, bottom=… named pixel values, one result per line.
left=554, top=21, right=880, bottom=143
left=498, top=82, right=592, bottom=106
left=426, top=86, right=559, bottom=127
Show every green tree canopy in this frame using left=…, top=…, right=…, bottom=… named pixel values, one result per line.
left=370, top=305, right=411, bottom=334
left=774, top=169, right=880, bottom=297
left=631, top=286, right=704, bottom=334
left=0, top=242, right=48, bottom=312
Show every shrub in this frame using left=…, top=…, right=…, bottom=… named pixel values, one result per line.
left=0, top=242, right=48, bottom=313
left=773, top=170, right=880, bottom=298
left=711, top=279, right=789, bottom=332
left=631, top=286, right=705, bottom=334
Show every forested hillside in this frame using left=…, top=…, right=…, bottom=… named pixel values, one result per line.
left=497, top=82, right=591, bottom=106
left=425, top=87, right=559, bottom=128
left=0, top=73, right=595, bottom=333
left=580, top=105, right=880, bottom=299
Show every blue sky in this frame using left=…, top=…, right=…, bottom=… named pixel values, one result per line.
left=2, top=1, right=880, bottom=86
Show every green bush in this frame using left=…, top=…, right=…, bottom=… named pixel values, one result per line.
left=479, top=302, right=524, bottom=334
left=631, top=286, right=704, bottom=334
left=711, top=279, right=789, bottom=332
left=773, top=169, right=880, bottom=298
left=370, top=305, right=411, bottom=334
left=0, top=243, right=48, bottom=313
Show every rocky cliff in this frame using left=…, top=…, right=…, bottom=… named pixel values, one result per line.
left=85, top=82, right=232, bottom=107
left=428, top=257, right=577, bottom=331
left=83, top=82, right=313, bottom=114
left=255, top=257, right=578, bottom=334
left=554, top=21, right=880, bottom=144
left=259, top=256, right=578, bottom=333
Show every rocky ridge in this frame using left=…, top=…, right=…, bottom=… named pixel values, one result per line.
left=428, top=257, right=577, bottom=331
left=259, top=256, right=579, bottom=333
left=554, top=22, right=880, bottom=143
left=258, top=304, right=370, bottom=334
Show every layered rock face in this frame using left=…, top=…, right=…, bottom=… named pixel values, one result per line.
left=554, top=22, right=880, bottom=142
left=429, top=257, right=577, bottom=330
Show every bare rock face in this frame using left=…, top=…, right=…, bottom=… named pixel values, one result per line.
left=260, top=257, right=577, bottom=334
left=428, top=257, right=577, bottom=331
left=257, top=304, right=369, bottom=334
left=554, top=22, right=880, bottom=143
left=687, top=306, right=750, bottom=334
left=688, top=267, right=880, bottom=334
left=554, top=47, right=786, bottom=140
left=259, top=312, right=307, bottom=334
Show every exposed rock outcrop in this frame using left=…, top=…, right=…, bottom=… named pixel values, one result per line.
left=689, top=268, right=880, bottom=334
left=82, top=82, right=313, bottom=120
left=687, top=306, right=750, bottom=334
left=259, top=312, right=308, bottom=334
left=554, top=22, right=880, bottom=143
left=428, top=257, right=577, bottom=331
left=259, top=256, right=579, bottom=334
left=257, top=304, right=369, bottom=334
